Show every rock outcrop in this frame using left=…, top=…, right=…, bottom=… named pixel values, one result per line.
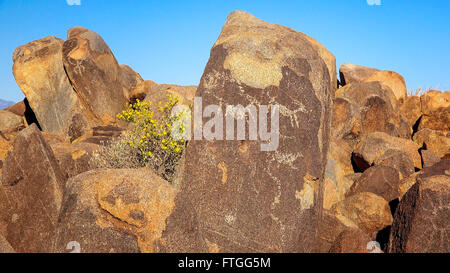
left=0, top=110, right=24, bottom=132
left=388, top=160, right=449, bottom=253
left=54, top=168, right=177, bottom=253
left=0, top=124, right=65, bottom=252
left=12, top=36, right=90, bottom=140
left=158, top=10, right=333, bottom=253
left=339, top=63, right=379, bottom=86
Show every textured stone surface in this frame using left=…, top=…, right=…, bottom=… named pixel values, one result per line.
left=374, top=149, right=415, bottom=179
left=354, top=132, right=422, bottom=170
left=62, top=27, right=128, bottom=125
left=335, top=82, right=403, bottom=139
left=400, top=95, right=422, bottom=128
left=0, top=234, right=14, bottom=253
left=0, top=110, right=23, bottom=132
left=363, top=70, right=408, bottom=103
left=331, top=97, right=361, bottom=146
left=12, top=36, right=90, bottom=140
left=158, top=11, right=333, bottom=253
left=129, top=80, right=158, bottom=103
left=339, top=63, right=379, bottom=86
left=54, top=168, right=177, bottom=253
left=323, top=138, right=355, bottom=209
left=119, top=64, right=143, bottom=99
left=143, top=84, right=196, bottom=108
left=329, top=228, right=373, bottom=253
left=0, top=124, right=65, bottom=252
left=421, top=150, right=441, bottom=168
left=347, top=165, right=401, bottom=202
left=388, top=167, right=449, bottom=253
left=414, top=128, right=450, bottom=159
left=331, top=192, right=393, bottom=235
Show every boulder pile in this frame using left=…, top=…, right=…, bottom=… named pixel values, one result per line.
left=0, top=11, right=448, bottom=253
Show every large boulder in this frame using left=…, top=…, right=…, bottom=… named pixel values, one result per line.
left=388, top=161, right=449, bottom=253
left=418, top=90, right=450, bottom=132
left=363, top=70, right=408, bottom=103
left=54, top=168, right=177, bottom=253
left=329, top=228, right=373, bottom=253
left=158, top=11, right=333, bottom=253
left=331, top=192, right=393, bottom=236
left=62, top=27, right=128, bottom=125
left=0, top=110, right=24, bottom=132
left=119, top=64, right=143, bottom=99
left=414, top=128, right=450, bottom=159
left=374, top=149, right=415, bottom=180
left=12, top=36, right=90, bottom=140
left=353, top=132, right=422, bottom=171
left=335, top=82, right=408, bottom=141
left=143, top=84, right=197, bottom=107
left=400, top=95, right=421, bottom=128
left=339, top=63, right=379, bottom=86
left=346, top=165, right=401, bottom=202
left=129, top=80, right=158, bottom=103
left=331, top=97, right=361, bottom=145
left=0, top=124, right=65, bottom=252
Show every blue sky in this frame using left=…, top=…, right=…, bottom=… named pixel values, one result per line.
left=0, top=0, right=449, bottom=102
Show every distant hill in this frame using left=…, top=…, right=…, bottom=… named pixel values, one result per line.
left=0, top=99, right=15, bottom=109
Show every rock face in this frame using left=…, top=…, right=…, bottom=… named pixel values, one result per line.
left=129, top=80, right=158, bottom=103
left=0, top=124, right=65, bottom=252
left=54, top=168, right=177, bottom=253
left=414, top=129, right=450, bottom=159
left=400, top=95, right=421, bottom=127
left=323, top=138, right=355, bottom=209
left=12, top=36, right=90, bottom=140
left=332, top=192, right=393, bottom=235
left=363, top=70, right=407, bottom=103
left=158, top=11, right=333, bottom=253
left=418, top=90, right=450, bottom=132
left=353, top=132, right=422, bottom=171
left=339, top=63, right=379, bottom=86
left=374, top=149, right=415, bottom=179
left=329, top=228, right=373, bottom=253
left=388, top=162, right=449, bottom=253
left=0, top=234, right=14, bottom=253
left=62, top=27, right=128, bottom=125
left=334, top=82, right=408, bottom=143
left=346, top=165, right=401, bottom=202
left=119, top=64, right=144, bottom=99
left=0, top=110, right=24, bottom=131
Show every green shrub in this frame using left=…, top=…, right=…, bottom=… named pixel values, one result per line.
left=91, top=94, right=188, bottom=182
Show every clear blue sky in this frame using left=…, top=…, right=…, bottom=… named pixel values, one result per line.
left=0, top=0, right=449, bottom=102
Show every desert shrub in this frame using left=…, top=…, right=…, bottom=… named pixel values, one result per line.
left=92, top=94, right=188, bottom=182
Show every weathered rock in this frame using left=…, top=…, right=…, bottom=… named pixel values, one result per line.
left=374, top=149, right=415, bottom=179
left=50, top=141, right=100, bottom=180
left=0, top=234, right=14, bottom=253
left=331, top=192, right=393, bottom=235
left=400, top=95, right=422, bottom=128
left=54, top=168, right=177, bottom=253
left=78, top=125, right=125, bottom=146
left=346, top=165, right=401, bottom=202
left=421, top=150, right=441, bottom=168
left=119, top=64, right=143, bottom=99
left=12, top=36, right=90, bottom=140
left=353, top=132, right=422, bottom=171
left=0, top=124, right=65, bottom=252
left=420, top=90, right=449, bottom=115
left=129, top=80, right=158, bottom=103
left=418, top=90, right=450, bottom=132
left=143, top=84, right=197, bottom=109
left=329, top=228, right=373, bottom=253
left=4, top=101, right=26, bottom=117
left=363, top=70, right=407, bottom=103
left=414, top=128, right=450, bottom=159
left=339, top=63, right=379, bottom=86
left=0, top=110, right=24, bottom=132
left=158, top=11, right=333, bottom=253
left=62, top=27, right=128, bottom=125
left=315, top=210, right=359, bottom=252
left=324, top=138, right=355, bottom=209
left=388, top=167, right=449, bottom=253
left=331, top=97, right=361, bottom=145
left=335, top=82, right=403, bottom=139
left=418, top=109, right=450, bottom=132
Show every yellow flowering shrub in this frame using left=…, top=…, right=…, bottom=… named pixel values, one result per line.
left=92, top=94, right=187, bottom=182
